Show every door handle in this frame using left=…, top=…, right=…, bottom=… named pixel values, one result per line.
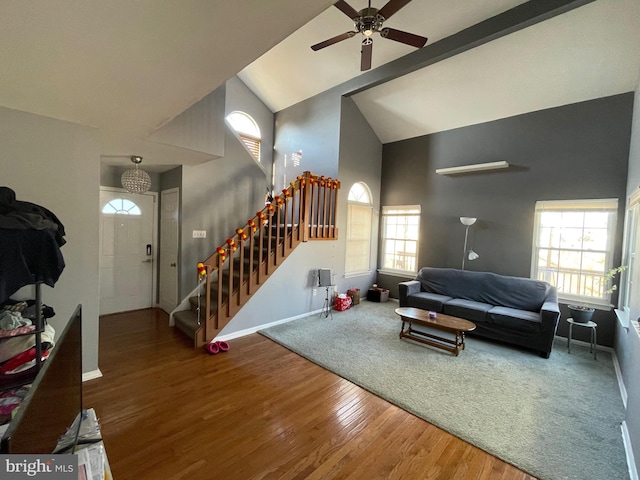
left=170, top=263, right=177, bottom=267
left=142, top=259, right=152, bottom=263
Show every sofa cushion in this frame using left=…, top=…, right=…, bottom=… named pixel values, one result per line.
left=443, top=299, right=492, bottom=323
left=417, top=267, right=549, bottom=312
left=406, top=292, right=451, bottom=312
left=488, top=306, right=541, bottom=333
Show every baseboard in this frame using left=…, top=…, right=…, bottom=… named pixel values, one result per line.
left=213, top=309, right=324, bottom=342
left=612, top=350, right=628, bottom=408
left=82, top=368, right=103, bottom=382
left=622, top=421, right=639, bottom=480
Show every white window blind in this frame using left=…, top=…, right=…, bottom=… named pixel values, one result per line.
left=381, top=205, right=421, bottom=274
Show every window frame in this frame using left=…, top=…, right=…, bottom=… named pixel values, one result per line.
left=531, top=199, right=618, bottom=307
left=345, top=183, right=373, bottom=277
left=226, top=111, right=261, bottom=162
left=379, top=205, right=421, bottom=276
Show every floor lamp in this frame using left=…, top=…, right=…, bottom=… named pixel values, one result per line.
left=460, top=217, right=479, bottom=270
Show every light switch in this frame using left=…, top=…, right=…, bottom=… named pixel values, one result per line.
left=192, top=230, right=207, bottom=238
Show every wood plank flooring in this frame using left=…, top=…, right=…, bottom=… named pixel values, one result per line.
left=83, top=309, right=537, bottom=480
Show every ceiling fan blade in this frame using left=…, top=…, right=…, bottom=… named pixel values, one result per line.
left=360, top=38, right=373, bottom=71
left=311, top=31, right=356, bottom=51
left=378, top=0, right=414, bottom=20
left=380, top=27, right=427, bottom=48
left=333, top=0, right=359, bottom=19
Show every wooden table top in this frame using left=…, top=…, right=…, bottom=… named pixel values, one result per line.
left=395, top=307, right=476, bottom=332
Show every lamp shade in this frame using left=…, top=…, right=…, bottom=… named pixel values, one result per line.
left=460, top=217, right=477, bottom=226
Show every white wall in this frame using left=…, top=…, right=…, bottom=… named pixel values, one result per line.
left=0, top=106, right=101, bottom=374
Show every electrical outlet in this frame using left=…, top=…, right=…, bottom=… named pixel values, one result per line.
left=192, top=230, right=206, bottom=239
left=313, top=288, right=317, bottom=296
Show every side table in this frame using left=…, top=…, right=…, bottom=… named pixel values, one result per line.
left=567, top=318, right=597, bottom=359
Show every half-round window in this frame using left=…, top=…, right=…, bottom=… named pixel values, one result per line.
left=102, top=198, right=142, bottom=215
left=226, top=111, right=261, bottom=162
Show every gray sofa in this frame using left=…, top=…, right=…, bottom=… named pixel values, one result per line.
left=398, top=267, right=560, bottom=358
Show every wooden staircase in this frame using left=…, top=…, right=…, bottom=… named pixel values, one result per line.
left=173, top=172, right=341, bottom=347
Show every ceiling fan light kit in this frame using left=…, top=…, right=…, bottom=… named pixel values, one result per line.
left=311, top=0, right=428, bottom=71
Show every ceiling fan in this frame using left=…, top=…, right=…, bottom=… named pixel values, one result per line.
left=311, top=0, right=428, bottom=71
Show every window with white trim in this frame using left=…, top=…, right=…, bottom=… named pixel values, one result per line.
left=345, top=183, right=373, bottom=275
left=532, top=199, right=618, bottom=305
left=226, top=111, right=261, bottom=161
left=380, top=205, right=421, bottom=275
left=101, top=198, right=141, bottom=215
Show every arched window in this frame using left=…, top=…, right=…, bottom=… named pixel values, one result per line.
left=226, top=111, right=261, bottom=162
left=345, top=182, right=373, bottom=275
left=101, top=198, right=142, bottom=215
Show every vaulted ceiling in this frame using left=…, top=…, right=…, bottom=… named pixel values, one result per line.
left=0, top=0, right=638, bottom=168
left=240, top=0, right=640, bottom=143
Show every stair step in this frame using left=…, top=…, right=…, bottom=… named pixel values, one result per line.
left=188, top=295, right=221, bottom=313
left=174, top=310, right=202, bottom=340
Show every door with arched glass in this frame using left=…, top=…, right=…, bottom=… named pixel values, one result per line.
left=99, top=188, right=156, bottom=314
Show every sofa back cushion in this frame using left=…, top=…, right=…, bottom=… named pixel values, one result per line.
left=417, top=267, right=549, bottom=312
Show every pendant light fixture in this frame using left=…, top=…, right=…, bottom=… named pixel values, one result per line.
left=121, top=156, right=151, bottom=194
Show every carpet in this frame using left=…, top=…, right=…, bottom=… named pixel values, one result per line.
left=259, top=300, right=629, bottom=480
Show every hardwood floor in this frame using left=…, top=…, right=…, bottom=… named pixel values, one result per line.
left=83, top=309, right=537, bottom=480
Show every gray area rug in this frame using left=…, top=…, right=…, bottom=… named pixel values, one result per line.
left=259, top=300, right=629, bottom=480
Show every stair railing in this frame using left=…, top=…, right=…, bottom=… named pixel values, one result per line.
left=195, top=171, right=340, bottom=345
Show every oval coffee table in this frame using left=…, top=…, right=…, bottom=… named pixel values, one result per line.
left=395, top=307, right=476, bottom=356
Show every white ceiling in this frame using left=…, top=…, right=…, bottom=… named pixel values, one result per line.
left=240, top=0, right=640, bottom=143
left=0, top=0, right=333, bottom=167
left=0, top=0, right=638, bottom=166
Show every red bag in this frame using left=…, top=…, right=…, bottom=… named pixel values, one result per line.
left=334, top=295, right=352, bottom=311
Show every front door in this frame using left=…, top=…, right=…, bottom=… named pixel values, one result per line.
left=99, top=188, right=156, bottom=315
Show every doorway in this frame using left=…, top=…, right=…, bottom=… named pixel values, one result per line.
left=99, top=188, right=157, bottom=315
left=159, top=188, right=180, bottom=314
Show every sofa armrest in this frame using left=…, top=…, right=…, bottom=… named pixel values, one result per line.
left=399, top=280, right=421, bottom=307
left=540, top=300, right=560, bottom=331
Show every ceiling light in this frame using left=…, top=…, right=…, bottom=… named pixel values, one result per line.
left=121, top=156, right=151, bottom=194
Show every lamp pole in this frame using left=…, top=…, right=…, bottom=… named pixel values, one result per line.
left=459, top=217, right=477, bottom=270
left=462, top=224, right=470, bottom=270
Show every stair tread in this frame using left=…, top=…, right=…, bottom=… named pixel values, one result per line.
left=174, top=310, right=201, bottom=331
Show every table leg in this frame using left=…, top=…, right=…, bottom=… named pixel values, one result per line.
left=568, top=323, right=573, bottom=354
left=593, top=326, right=597, bottom=360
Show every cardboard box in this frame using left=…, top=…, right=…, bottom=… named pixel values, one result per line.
left=367, top=288, right=389, bottom=302
left=347, top=288, right=360, bottom=305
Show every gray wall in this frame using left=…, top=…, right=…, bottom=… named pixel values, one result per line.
left=376, top=94, right=634, bottom=347
left=616, top=78, right=640, bottom=475
left=148, top=86, right=226, bottom=157
left=225, top=76, right=275, bottom=169
left=0, top=106, right=101, bottom=374
left=216, top=93, right=383, bottom=337
left=336, top=97, right=382, bottom=295
left=273, top=90, right=341, bottom=191
left=180, top=126, right=268, bottom=299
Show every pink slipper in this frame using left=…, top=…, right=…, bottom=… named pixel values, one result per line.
left=205, top=342, right=219, bottom=355
left=216, top=341, right=229, bottom=352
